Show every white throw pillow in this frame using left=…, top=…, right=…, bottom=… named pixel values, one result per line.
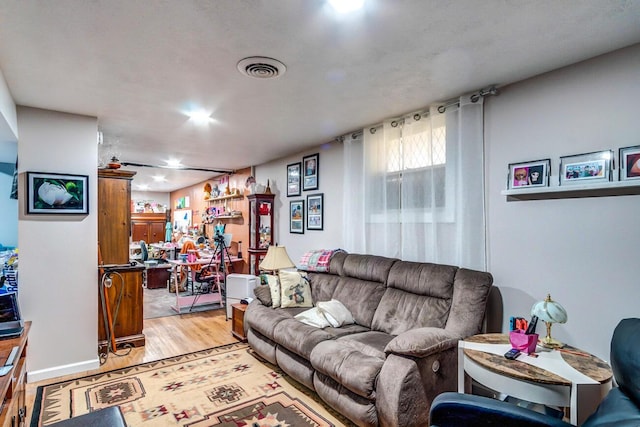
left=295, top=307, right=331, bottom=328
left=266, top=274, right=281, bottom=308
left=317, top=299, right=355, bottom=328
left=279, top=270, right=313, bottom=308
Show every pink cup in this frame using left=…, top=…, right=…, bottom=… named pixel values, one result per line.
left=509, top=330, right=538, bottom=354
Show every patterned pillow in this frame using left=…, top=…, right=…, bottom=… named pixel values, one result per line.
left=253, top=285, right=272, bottom=307
left=279, top=270, right=313, bottom=308
left=265, top=274, right=281, bottom=308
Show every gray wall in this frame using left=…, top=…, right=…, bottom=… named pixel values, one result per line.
left=485, top=44, right=640, bottom=360
left=255, top=142, right=344, bottom=264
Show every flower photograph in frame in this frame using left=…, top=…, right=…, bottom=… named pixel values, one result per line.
left=306, top=193, right=323, bottom=231
left=507, top=159, right=550, bottom=190
left=302, top=153, right=319, bottom=191
left=559, top=150, right=613, bottom=186
left=619, top=145, right=640, bottom=181
left=27, top=171, right=89, bottom=214
left=289, top=200, right=304, bottom=234
left=286, top=162, right=301, bottom=196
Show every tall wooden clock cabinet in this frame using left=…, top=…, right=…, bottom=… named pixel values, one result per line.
left=246, top=193, right=275, bottom=275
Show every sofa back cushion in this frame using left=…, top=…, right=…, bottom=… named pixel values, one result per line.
left=371, top=261, right=457, bottom=335
left=308, top=254, right=396, bottom=329
left=444, top=268, right=493, bottom=338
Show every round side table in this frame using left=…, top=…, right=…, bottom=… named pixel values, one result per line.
left=458, top=333, right=612, bottom=425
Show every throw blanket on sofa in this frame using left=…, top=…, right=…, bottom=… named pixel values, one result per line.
left=298, top=249, right=345, bottom=273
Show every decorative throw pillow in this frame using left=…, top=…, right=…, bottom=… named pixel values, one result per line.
left=266, top=274, right=281, bottom=308
left=279, top=270, right=313, bottom=308
left=253, top=285, right=272, bottom=307
left=317, top=299, right=355, bottom=328
left=294, top=307, right=331, bottom=328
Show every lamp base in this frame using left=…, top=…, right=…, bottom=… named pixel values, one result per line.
left=540, top=336, right=563, bottom=349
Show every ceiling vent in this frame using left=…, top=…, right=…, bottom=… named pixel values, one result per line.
left=237, top=56, right=286, bottom=79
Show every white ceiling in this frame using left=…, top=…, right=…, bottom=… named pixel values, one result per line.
left=1, top=0, right=639, bottom=192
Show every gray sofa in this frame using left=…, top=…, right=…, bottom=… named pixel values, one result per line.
left=244, top=252, right=493, bottom=427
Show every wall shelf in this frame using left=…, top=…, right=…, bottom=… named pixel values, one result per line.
left=206, top=194, right=244, bottom=202
left=501, top=180, right=640, bottom=201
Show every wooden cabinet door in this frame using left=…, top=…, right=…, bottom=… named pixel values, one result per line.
left=98, top=268, right=145, bottom=348
left=148, top=221, right=165, bottom=243
left=131, top=222, right=148, bottom=243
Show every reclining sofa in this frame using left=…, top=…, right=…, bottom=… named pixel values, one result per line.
left=244, top=252, right=493, bottom=426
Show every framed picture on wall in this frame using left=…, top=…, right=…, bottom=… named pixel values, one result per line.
left=289, top=200, right=304, bottom=234
left=507, top=159, right=551, bottom=190
left=619, top=145, right=640, bottom=181
left=302, top=153, right=319, bottom=191
left=306, top=193, right=323, bottom=230
left=559, top=150, right=613, bottom=186
left=287, top=162, right=301, bottom=196
left=26, top=171, right=89, bottom=214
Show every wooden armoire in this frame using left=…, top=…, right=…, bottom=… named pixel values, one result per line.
left=97, top=169, right=145, bottom=352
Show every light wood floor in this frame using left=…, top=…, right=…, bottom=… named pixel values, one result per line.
left=26, top=309, right=237, bottom=426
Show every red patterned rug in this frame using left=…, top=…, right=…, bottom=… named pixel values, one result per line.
left=31, top=342, right=354, bottom=426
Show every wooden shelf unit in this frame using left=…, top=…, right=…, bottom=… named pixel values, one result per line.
left=501, top=180, right=640, bottom=201
left=0, top=322, right=30, bottom=427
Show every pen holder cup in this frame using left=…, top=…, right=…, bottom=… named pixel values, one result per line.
left=509, top=330, right=538, bottom=354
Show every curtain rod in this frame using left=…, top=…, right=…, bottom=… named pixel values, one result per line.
left=335, top=85, right=499, bottom=140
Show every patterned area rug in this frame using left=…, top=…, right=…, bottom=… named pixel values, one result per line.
left=144, top=287, right=223, bottom=319
left=31, top=342, right=354, bottom=427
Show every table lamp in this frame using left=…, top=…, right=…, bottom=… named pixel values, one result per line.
left=531, top=294, right=568, bottom=348
left=259, top=245, right=295, bottom=274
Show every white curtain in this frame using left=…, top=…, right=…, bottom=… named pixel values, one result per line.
left=342, top=95, right=486, bottom=270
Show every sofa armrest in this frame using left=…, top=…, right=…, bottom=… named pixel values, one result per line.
left=429, top=392, right=572, bottom=427
left=384, top=327, right=459, bottom=358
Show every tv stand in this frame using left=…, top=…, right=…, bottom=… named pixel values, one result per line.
left=0, top=321, right=30, bottom=427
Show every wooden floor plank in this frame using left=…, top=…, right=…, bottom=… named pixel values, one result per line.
left=25, top=309, right=236, bottom=426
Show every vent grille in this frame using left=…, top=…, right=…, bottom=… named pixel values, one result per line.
left=237, top=57, right=286, bottom=79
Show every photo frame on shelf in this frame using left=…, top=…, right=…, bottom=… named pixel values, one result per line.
left=289, top=200, right=304, bottom=234
left=306, top=193, right=323, bottom=231
left=559, top=150, right=613, bottom=186
left=26, top=171, right=89, bottom=214
left=507, top=159, right=551, bottom=190
left=302, top=153, right=319, bottom=191
left=286, top=162, right=302, bottom=196
left=619, top=145, right=640, bottom=181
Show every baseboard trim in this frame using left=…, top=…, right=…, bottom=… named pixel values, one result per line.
left=27, top=357, right=101, bottom=383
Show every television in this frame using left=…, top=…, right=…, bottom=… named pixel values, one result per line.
left=0, top=293, right=23, bottom=338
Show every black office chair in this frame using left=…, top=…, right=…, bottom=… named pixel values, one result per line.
left=429, top=318, right=640, bottom=427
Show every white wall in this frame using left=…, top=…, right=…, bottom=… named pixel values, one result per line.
left=0, top=69, right=18, bottom=248
left=131, top=191, right=170, bottom=211
left=485, top=44, right=640, bottom=361
left=255, top=141, right=344, bottom=263
left=17, top=107, right=100, bottom=381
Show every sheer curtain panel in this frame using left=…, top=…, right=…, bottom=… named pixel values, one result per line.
left=342, top=95, right=486, bottom=270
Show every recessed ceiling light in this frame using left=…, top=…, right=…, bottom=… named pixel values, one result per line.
left=165, top=159, right=182, bottom=169
left=136, top=184, right=149, bottom=191
left=152, top=175, right=167, bottom=182
left=186, top=109, right=213, bottom=124
left=328, top=0, right=365, bottom=13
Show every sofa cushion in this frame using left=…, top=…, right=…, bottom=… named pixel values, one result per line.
left=243, top=302, right=294, bottom=339
left=332, top=276, right=387, bottom=329
left=253, top=285, right=272, bottom=306
left=310, top=331, right=393, bottom=400
left=372, top=261, right=457, bottom=335
left=272, top=317, right=335, bottom=359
